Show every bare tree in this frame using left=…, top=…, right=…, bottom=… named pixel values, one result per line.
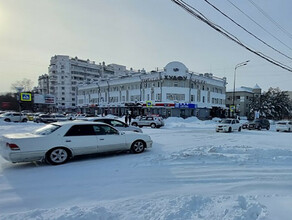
left=11, top=78, right=34, bottom=92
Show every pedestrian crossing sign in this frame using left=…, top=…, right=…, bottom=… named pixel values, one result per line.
left=146, top=101, right=152, bottom=107
left=20, top=93, right=32, bottom=101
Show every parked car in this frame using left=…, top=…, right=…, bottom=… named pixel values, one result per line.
left=131, top=116, right=165, bottom=128
left=34, top=114, right=57, bottom=123
left=276, top=121, right=292, bottom=132
left=86, top=118, right=142, bottom=133
left=51, top=114, right=68, bottom=122
left=241, top=121, right=249, bottom=129
left=0, top=121, right=152, bottom=165
left=25, top=113, right=35, bottom=121
left=0, top=112, right=28, bottom=122
left=248, top=118, right=270, bottom=130
left=216, top=118, right=241, bottom=132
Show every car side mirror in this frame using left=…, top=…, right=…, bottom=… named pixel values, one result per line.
left=120, top=131, right=125, bottom=135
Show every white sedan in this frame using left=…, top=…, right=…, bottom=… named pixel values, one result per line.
left=216, top=119, right=242, bottom=132
left=0, top=121, right=153, bottom=165
left=276, top=121, right=292, bottom=132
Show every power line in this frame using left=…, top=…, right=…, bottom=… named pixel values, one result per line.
left=226, top=0, right=292, bottom=51
left=171, top=0, right=292, bottom=72
left=203, top=0, right=292, bottom=61
left=247, top=0, right=292, bottom=40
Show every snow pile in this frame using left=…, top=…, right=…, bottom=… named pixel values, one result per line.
left=164, top=117, right=216, bottom=129
left=0, top=195, right=267, bottom=220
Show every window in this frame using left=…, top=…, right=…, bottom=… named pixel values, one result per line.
left=93, top=125, right=119, bottom=135
left=33, top=124, right=61, bottom=135
left=65, top=125, right=95, bottom=136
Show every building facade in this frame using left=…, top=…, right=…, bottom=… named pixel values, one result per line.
left=77, top=61, right=227, bottom=119
left=225, top=84, right=261, bottom=118
left=45, top=55, right=136, bottom=112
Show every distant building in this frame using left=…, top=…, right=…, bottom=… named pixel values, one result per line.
left=37, top=74, right=49, bottom=95
left=225, top=84, right=261, bottom=118
left=41, top=55, right=136, bottom=112
left=77, top=61, right=227, bottom=119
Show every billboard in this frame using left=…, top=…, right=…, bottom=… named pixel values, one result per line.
left=34, top=94, right=55, bottom=104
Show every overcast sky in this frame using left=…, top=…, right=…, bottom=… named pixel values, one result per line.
left=0, top=0, right=292, bottom=93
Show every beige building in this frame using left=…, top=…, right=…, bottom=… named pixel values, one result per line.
left=225, top=84, right=261, bottom=118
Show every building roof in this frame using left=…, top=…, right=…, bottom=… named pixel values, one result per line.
left=253, top=84, right=261, bottom=89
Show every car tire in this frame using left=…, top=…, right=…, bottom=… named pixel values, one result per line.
left=258, top=126, right=262, bottom=130
left=132, top=122, right=138, bottom=127
left=228, top=127, right=232, bottom=132
left=131, top=140, right=145, bottom=154
left=46, top=147, right=70, bottom=165
left=22, top=118, right=28, bottom=122
left=4, top=118, right=11, bottom=122
left=238, top=127, right=241, bottom=132
left=266, top=126, right=270, bottom=130
left=276, top=130, right=279, bottom=132
left=150, top=123, right=156, bottom=128
left=139, top=126, right=143, bottom=128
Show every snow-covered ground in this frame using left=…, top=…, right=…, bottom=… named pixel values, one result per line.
left=0, top=117, right=292, bottom=220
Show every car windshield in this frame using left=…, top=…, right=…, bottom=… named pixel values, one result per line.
left=221, top=119, right=231, bottom=124
left=277, top=122, right=287, bottom=125
left=32, top=124, right=61, bottom=135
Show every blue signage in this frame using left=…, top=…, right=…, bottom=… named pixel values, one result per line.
left=175, top=103, right=197, bottom=109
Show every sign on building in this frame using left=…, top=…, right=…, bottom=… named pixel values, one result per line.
left=175, top=103, right=197, bottom=108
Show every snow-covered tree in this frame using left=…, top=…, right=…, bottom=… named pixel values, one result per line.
left=249, top=87, right=292, bottom=120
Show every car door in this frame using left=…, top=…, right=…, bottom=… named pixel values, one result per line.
left=235, top=119, right=240, bottom=130
left=63, top=124, right=98, bottom=156
left=12, top=113, right=21, bottom=122
left=94, top=124, right=127, bottom=153
left=145, top=117, right=154, bottom=126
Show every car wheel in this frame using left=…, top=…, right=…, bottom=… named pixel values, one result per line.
left=150, top=123, right=156, bottom=128
left=22, top=118, right=28, bottom=122
left=238, top=127, right=241, bottom=132
left=258, top=126, right=262, bottom=130
left=132, top=122, right=138, bottom=127
left=288, top=128, right=291, bottom=132
left=46, top=147, right=70, bottom=165
left=131, top=140, right=145, bottom=154
left=266, top=126, right=270, bottom=130
left=276, top=130, right=279, bottom=132
left=4, top=118, right=11, bottom=122
left=216, top=130, right=219, bottom=132
left=228, top=127, right=232, bottom=132
left=139, top=126, right=143, bottom=128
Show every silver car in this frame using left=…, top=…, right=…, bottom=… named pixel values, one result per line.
left=0, top=121, right=152, bottom=165
left=131, top=116, right=165, bottom=128
left=85, top=118, right=143, bottom=133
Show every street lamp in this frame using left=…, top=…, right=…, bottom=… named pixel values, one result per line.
left=232, top=60, right=250, bottom=117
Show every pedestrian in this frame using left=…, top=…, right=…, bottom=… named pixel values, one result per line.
left=125, top=114, right=128, bottom=124
left=128, top=114, right=132, bottom=125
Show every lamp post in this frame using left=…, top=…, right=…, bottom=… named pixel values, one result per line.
left=232, top=60, right=250, bottom=117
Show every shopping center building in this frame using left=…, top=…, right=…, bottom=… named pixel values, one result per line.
left=77, top=61, right=227, bottom=119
